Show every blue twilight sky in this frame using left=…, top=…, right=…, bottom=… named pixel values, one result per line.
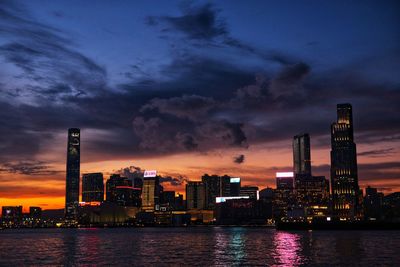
left=11, top=0, right=399, bottom=87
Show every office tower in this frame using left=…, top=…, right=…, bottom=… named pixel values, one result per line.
left=295, top=176, right=330, bottom=218
left=240, top=186, right=259, bottom=199
left=229, top=177, right=241, bottom=196
left=293, top=133, right=312, bottom=177
left=115, top=186, right=141, bottom=207
left=330, top=103, right=360, bottom=219
left=65, top=128, right=80, bottom=220
left=160, top=191, right=176, bottom=207
left=106, top=174, right=131, bottom=202
left=186, top=181, right=205, bottom=210
left=82, top=173, right=104, bottom=202
left=142, top=177, right=161, bottom=212
left=274, top=172, right=295, bottom=220
left=202, top=174, right=221, bottom=210
left=220, top=175, right=231, bottom=196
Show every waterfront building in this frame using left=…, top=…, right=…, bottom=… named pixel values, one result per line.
left=330, top=104, right=360, bottom=219
left=82, top=172, right=104, bottom=202
left=186, top=181, right=205, bottom=210
left=65, top=128, right=80, bottom=220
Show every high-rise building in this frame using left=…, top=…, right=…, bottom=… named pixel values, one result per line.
left=240, top=186, right=259, bottom=199
left=106, top=174, right=131, bottom=202
left=65, top=128, right=80, bottom=220
left=330, top=103, right=360, bottom=219
left=82, top=173, right=104, bottom=202
left=186, top=181, right=205, bottom=210
left=202, top=174, right=221, bottom=210
left=274, top=172, right=295, bottom=221
left=142, top=177, right=161, bottom=212
left=293, top=133, right=311, bottom=176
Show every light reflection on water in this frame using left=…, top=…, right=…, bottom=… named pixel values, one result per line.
left=1, top=228, right=399, bottom=266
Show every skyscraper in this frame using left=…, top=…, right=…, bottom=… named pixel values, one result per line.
left=65, top=128, right=80, bottom=220
left=142, top=177, right=161, bottom=212
left=331, top=103, right=359, bottom=219
left=82, top=173, right=104, bottom=202
left=186, top=181, right=205, bottom=210
left=293, top=133, right=311, bottom=177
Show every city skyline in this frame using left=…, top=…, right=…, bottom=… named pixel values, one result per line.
left=1, top=0, right=399, bottom=212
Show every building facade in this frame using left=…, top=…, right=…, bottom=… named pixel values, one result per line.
left=293, top=133, right=312, bottom=176
left=186, top=181, right=205, bottom=210
left=330, top=103, right=360, bottom=219
left=65, top=128, right=80, bottom=220
left=82, top=173, right=104, bottom=202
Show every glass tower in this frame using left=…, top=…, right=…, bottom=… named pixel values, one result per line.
left=330, top=104, right=359, bottom=219
left=65, top=128, right=80, bottom=220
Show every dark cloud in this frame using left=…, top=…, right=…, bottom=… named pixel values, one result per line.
left=233, top=154, right=245, bottom=164
left=145, top=2, right=296, bottom=66
left=0, top=161, right=61, bottom=176
left=358, top=148, right=396, bottom=157
left=150, top=3, right=227, bottom=40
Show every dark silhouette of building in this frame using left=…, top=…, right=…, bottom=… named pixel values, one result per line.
left=202, top=174, right=220, bottom=209
left=186, top=181, right=205, bottom=210
left=293, top=133, right=311, bottom=176
left=229, top=177, right=241, bottom=196
left=202, top=174, right=233, bottom=209
left=65, top=128, right=80, bottom=220
left=82, top=173, right=104, bottom=202
left=160, top=191, right=176, bottom=208
left=330, top=104, right=360, bottom=219
left=106, top=174, right=131, bottom=202
left=29, top=207, right=42, bottom=220
left=240, top=186, right=259, bottom=199
left=363, top=186, right=383, bottom=220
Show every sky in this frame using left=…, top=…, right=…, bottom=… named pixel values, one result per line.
left=0, top=0, right=399, bottom=211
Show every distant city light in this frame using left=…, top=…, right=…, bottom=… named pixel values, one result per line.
left=144, top=170, right=157, bottom=178
left=230, top=177, right=241, bottom=183
left=276, top=172, right=294, bottom=178
left=216, top=196, right=249, bottom=203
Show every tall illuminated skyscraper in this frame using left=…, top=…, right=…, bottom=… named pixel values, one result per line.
left=293, top=133, right=311, bottom=176
left=65, top=128, right=80, bottom=220
left=330, top=104, right=359, bottom=219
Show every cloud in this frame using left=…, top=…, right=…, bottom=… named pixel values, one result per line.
left=145, top=2, right=296, bottom=66
left=0, top=161, right=61, bottom=176
left=358, top=148, right=396, bottom=157
left=233, top=154, right=245, bottom=164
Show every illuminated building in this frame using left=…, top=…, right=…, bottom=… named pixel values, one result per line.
left=115, top=186, right=141, bottom=207
left=274, top=172, right=295, bottom=221
left=1, top=206, right=23, bottom=226
left=82, top=173, right=104, bottom=202
left=330, top=103, right=360, bottom=219
left=229, top=177, right=241, bottom=196
left=65, top=128, right=80, bottom=220
left=240, top=186, right=259, bottom=199
left=106, top=174, right=131, bottom=202
left=142, top=176, right=161, bottom=212
left=293, top=133, right=311, bottom=176
left=215, top=198, right=272, bottom=225
left=186, top=181, right=205, bottom=210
